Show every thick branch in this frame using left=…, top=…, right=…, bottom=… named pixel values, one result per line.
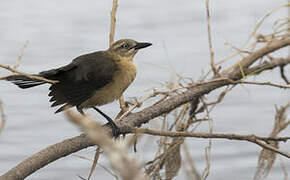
left=1, top=38, right=289, bottom=179
left=224, top=38, right=290, bottom=77
left=0, top=134, right=94, bottom=180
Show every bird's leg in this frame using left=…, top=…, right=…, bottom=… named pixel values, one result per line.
left=77, top=107, right=85, bottom=115
left=92, top=107, right=121, bottom=137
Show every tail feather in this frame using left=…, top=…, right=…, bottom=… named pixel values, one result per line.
left=5, top=75, right=46, bottom=89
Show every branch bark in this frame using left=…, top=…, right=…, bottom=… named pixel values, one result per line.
left=0, top=134, right=94, bottom=180
left=135, top=128, right=290, bottom=158
left=1, top=37, right=289, bottom=180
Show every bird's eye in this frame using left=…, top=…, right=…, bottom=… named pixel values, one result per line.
left=121, top=43, right=129, bottom=49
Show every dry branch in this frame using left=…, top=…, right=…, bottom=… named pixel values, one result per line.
left=223, top=38, right=290, bottom=76
left=88, top=148, right=100, bottom=180
left=135, top=128, right=290, bottom=158
left=0, top=134, right=94, bottom=180
left=109, top=0, right=118, bottom=47
left=14, top=41, right=29, bottom=69
left=108, top=0, right=127, bottom=118
left=0, top=64, right=58, bottom=84
left=1, top=34, right=289, bottom=180
left=229, top=80, right=290, bottom=89
left=135, top=128, right=290, bottom=143
left=205, top=0, right=218, bottom=76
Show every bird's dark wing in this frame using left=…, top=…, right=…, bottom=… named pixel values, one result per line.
left=42, top=51, right=118, bottom=113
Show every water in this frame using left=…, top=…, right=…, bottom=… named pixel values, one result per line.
left=0, top=0, right=289, bottom=179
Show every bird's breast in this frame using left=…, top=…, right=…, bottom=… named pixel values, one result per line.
left=81, top=60, right=137, bottom=108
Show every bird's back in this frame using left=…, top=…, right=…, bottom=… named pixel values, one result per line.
left=43, top=51, right=120, bottom=113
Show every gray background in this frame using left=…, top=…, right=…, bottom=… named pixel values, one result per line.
left=0, top=0, right=289, bottom=179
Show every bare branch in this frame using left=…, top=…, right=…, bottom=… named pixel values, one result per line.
left=109, top=0, right=118, bottom=47
left=72, top=154, right=119, bottom=179
left=108, top=0, right=129, bottom=118
left=0, top=134, right=94, bottom=180
left=108, top=0, right=128, bottom=119
left=229, top=80, right=290, bottom=89
left=135, top=128, right=290, bottom=143
left=205, top=0, right=218, bottom=76
left=0, top=64, right=58, bottom=84
left=246, top=57, right=290, bottom=75
left=223, top=38, right=290, bottom=76
left=88, top=148, right=100, bottom=180
left=14, top=41, right=29, bottom=69
left=135, top=128, right=290, bottom=158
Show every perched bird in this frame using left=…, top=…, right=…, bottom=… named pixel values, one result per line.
left=4, top=39, right=152, bottom=135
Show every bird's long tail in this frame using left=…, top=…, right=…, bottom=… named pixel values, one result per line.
left=5, top=75, right=46, bottom=89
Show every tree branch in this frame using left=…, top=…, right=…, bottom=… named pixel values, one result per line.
left=0, top=134, right=94, bottom=180
left=109, top=0, right=118, bottom=47
left=0, top=64, right=58, bottom=84
left=135, top=128, right=290, bottom=158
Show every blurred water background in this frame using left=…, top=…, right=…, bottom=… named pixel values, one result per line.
left=0, top=0, right=289, bottom=179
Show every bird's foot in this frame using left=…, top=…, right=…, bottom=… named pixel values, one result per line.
left=105, top=121, right=121, bottom=137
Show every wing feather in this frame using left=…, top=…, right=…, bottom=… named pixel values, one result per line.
left=45, top=51, right=118, bottom=113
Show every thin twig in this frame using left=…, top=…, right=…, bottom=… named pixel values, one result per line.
left=0, top=64, right=58, bottom=84
left=14, top=41, right=29, bottom=69
left=229, top=79, right=290, bottom=89
left=135, top=128, right=290, bottom=142
left=109, top=0, right=118, bottom=47
left=72, top=154, right=119, bottom=179
left=135, top=128, right=290, bottom=158
left=108, top=0, right=127, bottom=117
left=200, top=97, right=213, bottom=179
left=205, top=0, right=218, bottom=76
left=221, top=4, right=290, bottom=74
left=88, top=147, right=100, bottom=180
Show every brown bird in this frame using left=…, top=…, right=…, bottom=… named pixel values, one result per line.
left=5, top=39, right=152, bottom=135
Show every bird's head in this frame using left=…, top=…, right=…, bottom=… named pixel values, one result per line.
left=109, top=39, right=152, bottom=59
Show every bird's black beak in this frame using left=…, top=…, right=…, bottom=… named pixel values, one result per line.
left=133, top=42, right=152, bottom=50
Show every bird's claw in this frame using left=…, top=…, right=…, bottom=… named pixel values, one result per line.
left=105, top=122, right=121, bottom=137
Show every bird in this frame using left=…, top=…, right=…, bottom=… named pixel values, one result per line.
left=4, top=39, right=152, bottom=136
